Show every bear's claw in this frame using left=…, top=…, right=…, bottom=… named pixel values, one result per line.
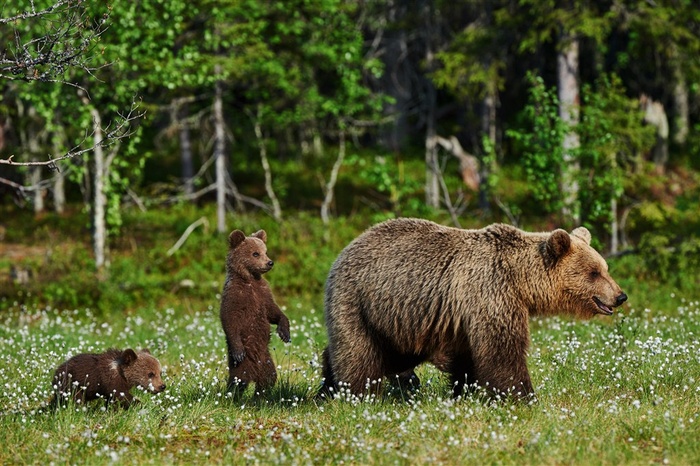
left=278, top=327, right=291, bottom=343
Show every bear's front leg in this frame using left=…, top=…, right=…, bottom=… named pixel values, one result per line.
left=268, top=306, right=291, bottom=343
left=472, top=347, right=533, bottom=399
left=226, top=333, right=246, bottom=366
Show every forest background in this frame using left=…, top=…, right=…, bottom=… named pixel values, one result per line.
left=1, top=1, right=700, bottom=464
left=1, top=0, right=700, bottom=305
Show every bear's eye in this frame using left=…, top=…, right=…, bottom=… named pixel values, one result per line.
left=148, top=372, right=155, bottom=378
left=253, top=252, right=260, bottom=258
left=590, top=270, right=601, bottom=279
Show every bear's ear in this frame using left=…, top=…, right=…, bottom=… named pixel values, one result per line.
left=228, top=230, right=246, bottom=249
left=571, top=226, right=591, bottom=245
left=121, top=349, right=138, bottom=366
left=545, top=229, right=571, bottom=262
left=252, top=229, right=267, bottom=243
left=140, top=348, right=151, bottom=355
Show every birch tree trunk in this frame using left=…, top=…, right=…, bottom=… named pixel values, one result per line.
left=423, top=1, right=439, bottom=208
left=178, top=102, right=194, bottom=198
left=557, top=34, right=580, bottom=224
left=321, top=128, right=346, bottom=225
left=53, top=169, right=65, bottom=214
left=424, top=81, right=440, bottom=208
left=214, top=67, right=227, bottom=234
left=52, top=127, right=66, bottom=214
left=610, top=197, right=618, bottom=255
left=89, top=106, right=107, bottom=271
left=30, top=166, right=44, bottom=213
left=480, top=93, right=497, bottom=211
left=253, top=105, right=282, bottom=221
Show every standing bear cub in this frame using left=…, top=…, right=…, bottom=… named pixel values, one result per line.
left=51, top=348, right=165, bottom=408
left=320, top=218, right=627, bottom=400
left=220, top=229, right=290, bottom=394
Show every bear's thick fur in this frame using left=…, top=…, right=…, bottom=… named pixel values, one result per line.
left=51, top=348, right=165, bottom=407
left=320, top=218, right=627, bottom=399
left=220, top=229, right=290, bottom=394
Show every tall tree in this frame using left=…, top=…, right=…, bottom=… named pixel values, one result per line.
left=516, top=0, right=612, bottom=224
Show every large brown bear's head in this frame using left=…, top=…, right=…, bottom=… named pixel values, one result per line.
left=226, top=229, right=274, bottom=280
left=120, top=348, right=166, bottom=394
left=544, top=227, right=627, bottom=319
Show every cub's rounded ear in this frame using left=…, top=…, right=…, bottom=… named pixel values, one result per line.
left=545, top=229, right=571, bottom=262
left=252, top=230, right=267, bottom=243
left=140, top=348, right=151, bottom=355
left=571, top=226, right=591, bottom=245
left=122, top=349, right=138, bottom=366
left=228, top=230, right=246, bottom=249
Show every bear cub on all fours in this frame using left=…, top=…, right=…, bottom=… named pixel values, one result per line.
left=220, top=229, right=290, bottom=394
left=51, top=348, right=165, bottom=408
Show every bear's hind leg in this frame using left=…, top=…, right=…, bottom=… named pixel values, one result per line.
left=317, top=347, right=337, bottom=400
left=334, top=340, right=386, bottom=397
left=252, top=350, right=278, bottom=395
left=446, top=353, right=476, bottom=398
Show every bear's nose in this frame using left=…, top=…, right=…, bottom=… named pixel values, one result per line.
left=615, top=293, right=628, bottom=306
left=267, top=260, right=274, bottom=268
left=160, top=384, right=166, bottom=391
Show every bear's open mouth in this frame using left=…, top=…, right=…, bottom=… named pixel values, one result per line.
left=593, top=296, right=614, bottom=315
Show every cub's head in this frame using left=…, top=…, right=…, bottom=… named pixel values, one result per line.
left=544, top=227, right=627, bottom=319
left=121, top=349, right=166, bottom=394
left=226, top=229, right=274, bottom=279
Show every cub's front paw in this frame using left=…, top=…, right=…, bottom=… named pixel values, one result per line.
left=277, top=326, right=291, bottom=343
left=230, top=350, right=246, bottom=365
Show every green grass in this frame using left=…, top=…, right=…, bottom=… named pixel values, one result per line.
left=1, top=207, right=700, bottom=464
left=2, top=295, right=700, bottom=464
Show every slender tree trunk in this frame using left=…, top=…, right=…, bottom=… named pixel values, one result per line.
left=53, top=170, right=65, bottom=214
left=641, top=94, right=669, bottom=173
left=671, top=45, right=689, bottom=145
left=321, top=128, right=346, bottom=225
left=557, top=34, right=580, bottom=224
left=214, top=67, right=227, bottom=234
left=423, top=1, right=439, bottom=209
left=479, top=93, right=497, bottom=212
left=178, top=102, right=194, bottom=198
left=253, top=106, right=282, bottom=221
left=424, top=82, right=439, bottom=208
left=672, top=77, right=689, bottom=145
left=52, top=127, right=66, bottom=214
left=381, top=3, right=410, bottom=152
left=30, top=166, right=44, bottom=213
left=25, top=121, right=45, bottom=214
left=89, top=106, right=107, bottom=271
left=610, top=197, right=618, bottom=255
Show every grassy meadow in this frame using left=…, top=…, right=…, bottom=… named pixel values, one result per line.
left=1, top=206, right=699, bottom=465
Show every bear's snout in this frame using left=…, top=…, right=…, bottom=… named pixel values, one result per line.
left=158, top=384, right=166, bottom=391
left=615, top=293, right=628, bottom=307
left=267, top=260, right=274, bottom=268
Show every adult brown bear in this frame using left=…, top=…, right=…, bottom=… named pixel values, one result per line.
left=320, top=218, right=627, bottom=399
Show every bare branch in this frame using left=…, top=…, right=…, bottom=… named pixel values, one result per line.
left=0, top=0, right=110, bottom=82
left=0, top=99, right=145, bottom=168
left=0, top=0, right=74, bottom=25
left=167, top=217, right=210, bottom=257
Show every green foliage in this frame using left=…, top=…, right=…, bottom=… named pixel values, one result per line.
left=347, top=153, right=425, bottom=216
left=576, top=75, right=655, bottom=239
left=506, top=73, right=566, bottom=215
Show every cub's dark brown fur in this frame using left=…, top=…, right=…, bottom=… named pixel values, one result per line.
left=320, top=218, right=627, bottom=400
left=220, top=229, right=290, bottom=394
left=51, top=348, right=165, bottom=408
